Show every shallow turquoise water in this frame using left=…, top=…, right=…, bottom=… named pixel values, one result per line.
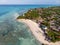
left=0, top=12, right=42, bottom=45
left=0, top=5, right=56, bottom=45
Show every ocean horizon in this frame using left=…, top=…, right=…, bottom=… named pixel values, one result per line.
left=0, top=5, right=59, bottom=45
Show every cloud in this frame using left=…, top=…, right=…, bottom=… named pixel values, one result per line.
left=0, top=0, right=7, bottom=3
left=0, top=0, right=60, bottom=4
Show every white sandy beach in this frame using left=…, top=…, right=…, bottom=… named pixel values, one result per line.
left=17, top=19, right=60, bottom=45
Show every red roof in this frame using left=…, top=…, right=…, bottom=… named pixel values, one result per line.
left=56, top=36, right=60, bottom=38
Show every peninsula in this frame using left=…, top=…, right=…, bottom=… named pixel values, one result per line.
left=17, top=6, right=60, bottom=45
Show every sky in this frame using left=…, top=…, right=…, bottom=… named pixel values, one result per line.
left=0, top=0, right=60, bottom=5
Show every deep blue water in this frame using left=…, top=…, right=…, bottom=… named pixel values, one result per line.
left=0, top=5, right=57, bottom=45
left=0, top=5, right=56, bottom=16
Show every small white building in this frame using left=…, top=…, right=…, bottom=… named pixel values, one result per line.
left=44, top=27, right=48, bottom=30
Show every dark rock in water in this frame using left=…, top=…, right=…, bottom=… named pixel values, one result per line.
left=42, top=44, right=44, bottom=45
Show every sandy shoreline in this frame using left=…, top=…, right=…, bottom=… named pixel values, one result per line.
left=17, top=19, right=60, bottom=45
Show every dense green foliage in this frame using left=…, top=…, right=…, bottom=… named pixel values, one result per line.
left=17, top=6, right=60, bottom=42
left=47, top=30, right=60, bottom=42
left=17, top=6, right=60, bottom=21
left=17, top=9, right=39, bottom=20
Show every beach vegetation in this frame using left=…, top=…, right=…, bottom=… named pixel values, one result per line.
left=17, top=6, right=60, bottom=42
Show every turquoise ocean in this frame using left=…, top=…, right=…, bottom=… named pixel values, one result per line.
left=0, top=5, right=57, bottom=45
